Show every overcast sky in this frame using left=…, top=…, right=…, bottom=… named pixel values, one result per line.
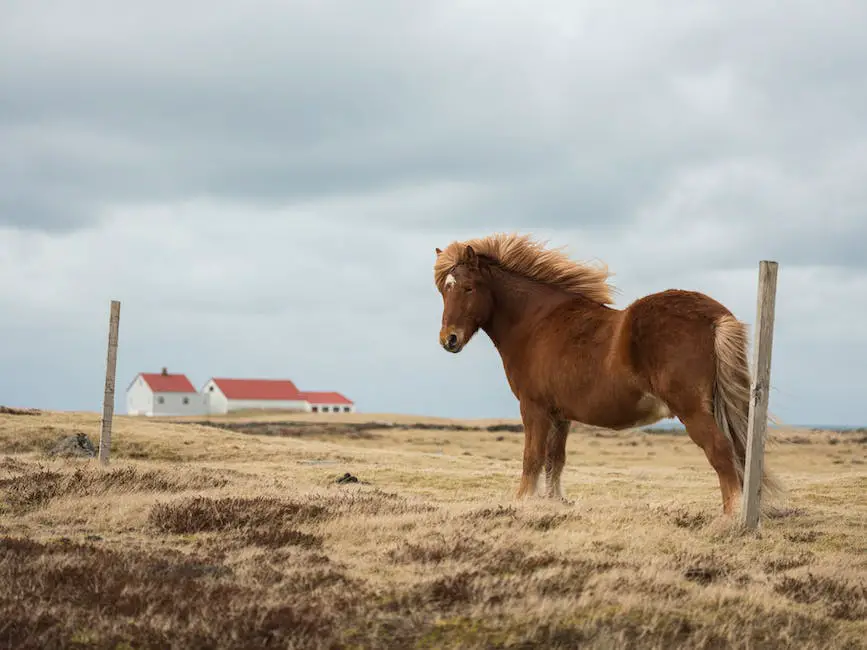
left=2, top=1, right=866, bottom=425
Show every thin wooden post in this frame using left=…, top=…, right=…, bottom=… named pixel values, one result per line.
left=740, top=261, right=778, bottom=530
left=98, top=300, right=121, bottom=466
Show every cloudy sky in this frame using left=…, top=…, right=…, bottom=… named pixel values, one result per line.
left=2, top=1, right=866, bottom=425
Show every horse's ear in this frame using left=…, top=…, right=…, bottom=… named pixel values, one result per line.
left=465, top=245, right=478, bottom=268
left=435, top=247, right=442, bottom=256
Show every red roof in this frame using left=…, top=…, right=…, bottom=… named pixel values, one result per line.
left=300, top=391, right=353, bottom=405
left=140, top=372, right=197, bottom=393
left=210, top=378, right=303, bottom=401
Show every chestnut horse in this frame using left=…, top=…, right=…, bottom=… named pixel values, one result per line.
left=433, top=232, right=781, bottom=515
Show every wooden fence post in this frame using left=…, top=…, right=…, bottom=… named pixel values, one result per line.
left=98, top=300, right=121, bottom=466
left=740, top=261, right=779, bottom=530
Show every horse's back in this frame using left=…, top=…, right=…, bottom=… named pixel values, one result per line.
left=626, top=288, right=732, bottom=325
left=618, top=289, right=733, bottom=401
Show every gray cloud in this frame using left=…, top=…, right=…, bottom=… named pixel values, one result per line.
left=3, top=0, right=861, bottom=233
left=1, top=0, right=866, bottom=424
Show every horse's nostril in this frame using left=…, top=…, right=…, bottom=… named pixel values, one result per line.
left=447, top=333, right=458, bottom=347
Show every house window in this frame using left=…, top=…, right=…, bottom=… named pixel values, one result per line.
left=322, top=406, right=329, bottom=412
left=343, top=406, right=350, bottom=412
left=209, top=386, right=214, bottom=392
left=157, top=396, right=165, bottom=404
left=182, top=397, right=189, bottom=405
left=311, top=406, right=318, bottom=412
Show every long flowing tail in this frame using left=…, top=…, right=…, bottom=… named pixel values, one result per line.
left=712, top=314, right=785, bottom=507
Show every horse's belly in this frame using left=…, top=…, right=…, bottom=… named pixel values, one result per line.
left=560, top=390, right=672, bottom=430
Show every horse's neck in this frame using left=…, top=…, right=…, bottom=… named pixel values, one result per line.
left=482, top=269, right=577, bottom=350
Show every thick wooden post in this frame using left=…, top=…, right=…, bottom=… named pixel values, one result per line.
left=99, top=300, right=121, bottom=466
left=740, top=261, right=778, bottom=530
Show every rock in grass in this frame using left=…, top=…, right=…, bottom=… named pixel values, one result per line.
left=48, top=432, right=97, bottom=458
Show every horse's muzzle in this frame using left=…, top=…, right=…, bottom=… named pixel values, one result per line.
left=440, top=330, right=464, bottom=353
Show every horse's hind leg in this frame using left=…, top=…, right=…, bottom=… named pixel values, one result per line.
left=680, top=409, right=742, bottom=515
left=545, top=418, right=570, bottom=500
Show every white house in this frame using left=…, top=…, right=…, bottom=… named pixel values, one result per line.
left=300, top=391, right=355, bottom=413
left=126, top=368, right=205, bottom=416
left=201, top=377, right=310, bottom=415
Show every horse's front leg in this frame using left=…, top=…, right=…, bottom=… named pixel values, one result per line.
left=515, top=401, right=550, bottom=499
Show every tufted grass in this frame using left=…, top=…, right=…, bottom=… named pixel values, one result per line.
left=0, top=409, right=865, bottom=649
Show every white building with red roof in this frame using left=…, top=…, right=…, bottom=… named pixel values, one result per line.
left=125, top=371, right=355, bottom=416
left=201, top=378, right=356, bottom=415
left=202, top=377, right=307, bottom=415
left=299, top=391, right=355, bottom=414
left=126, top=368, right=204, bottom=416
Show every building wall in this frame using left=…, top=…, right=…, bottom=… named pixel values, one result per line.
left=224, top=398, right=309, bottom=413
left=126, top=376, right=154, bottom=415
left=202, top=380, right=229, bottom=415
left=151, top=391, right=206, bottom=417
left=310, top=403, right=355, bottom=413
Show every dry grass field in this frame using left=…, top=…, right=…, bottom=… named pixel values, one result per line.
left=1, top=408, right=865, bottom=649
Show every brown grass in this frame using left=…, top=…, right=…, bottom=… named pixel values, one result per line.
left=0, top=409, right=865, bottom=649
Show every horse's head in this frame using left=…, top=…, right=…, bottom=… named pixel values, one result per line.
left=434, top=245, right=494, bottom=353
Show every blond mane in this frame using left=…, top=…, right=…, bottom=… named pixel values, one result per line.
left=434, top=232, right=616, bottom=305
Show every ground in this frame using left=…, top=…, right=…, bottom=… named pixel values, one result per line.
left=0, top=409, right=865, bottom=650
